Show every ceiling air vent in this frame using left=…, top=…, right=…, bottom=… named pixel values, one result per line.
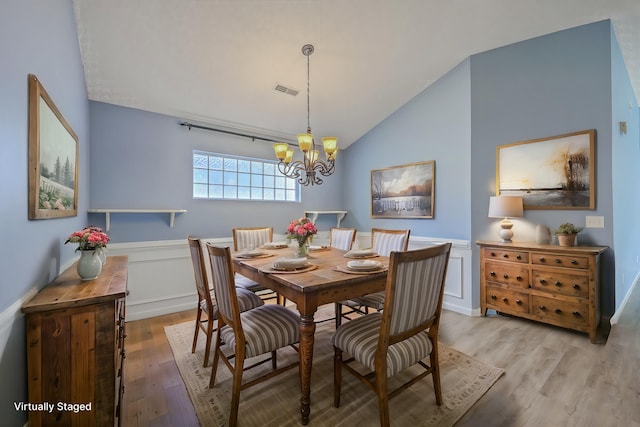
left=274, top=84, right=299, bottom=96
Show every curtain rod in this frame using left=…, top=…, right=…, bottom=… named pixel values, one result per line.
left=179, top=121, right=297, bottom=146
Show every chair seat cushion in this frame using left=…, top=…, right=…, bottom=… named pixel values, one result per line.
left=234, top=274, right=267, bottom=293
left=200, top=287, right=263, bottom=319
left=342, top=291, right=386, bottom=310
left=332, top=313, right=433, bottom=377
left=220, top=304, right=300, bottom=358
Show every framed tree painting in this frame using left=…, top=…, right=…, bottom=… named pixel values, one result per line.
left=496, top=129, right=595, bottom=210
left=370, top=160, right=435, bottom=218
left=28, top=74, right=78, bottom=219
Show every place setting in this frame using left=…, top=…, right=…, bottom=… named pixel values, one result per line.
left=260, top=241, right=290, bottom=250
left=344, top=248, right=379, bottom=259
left=234, top=248, right=274, bottom=260
left=259, top=256, right=319, bottom=274
left=334, top=259, right=387, bottom=275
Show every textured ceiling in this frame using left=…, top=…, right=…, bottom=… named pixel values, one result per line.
left=72, top=0, right=640, bottom=148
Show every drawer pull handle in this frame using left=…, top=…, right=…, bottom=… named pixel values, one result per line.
left=555, top=259, right=562, bottom=264
left=516, top=255, right=522, bottom=260
left=490, top=252, right=496, bottom=257
left=572, top=311, right=582, bottom=317
left=554, top=281, right=562, bottom=287
left=503, top=274, right=509, bottom=279
left=490, top=295, right=497, bottom=300
left=539, top=257, right=546, bottom=262
left=555, top=309, right=562, bottom=314
left=515, top=299, right=522, bottom=305
left=502, top=297, right=508, bottom=302
left=539, top=305, right=546, bottom=311
left=572, top=284, right=581, bottom=290
left=503, top=254, right=509, bottom=258
left=539, top=279, right=547, bottom=284
left=490, top=271, right=496, bottom=276
left=516, top=275, right=522, bottom=281
left=571, top=260, right=578, bottom=264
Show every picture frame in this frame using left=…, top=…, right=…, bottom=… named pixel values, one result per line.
left=496, top=129, right=595, bottom=210
left=28, top=74, right=78, bottom=219
left=370, top=160, right=435, bottom=218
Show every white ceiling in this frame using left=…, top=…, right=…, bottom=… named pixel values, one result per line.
left=72, top=0, right=640, bottom=148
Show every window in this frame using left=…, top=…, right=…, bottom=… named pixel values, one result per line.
left=193, top=151, right=300, bottom=202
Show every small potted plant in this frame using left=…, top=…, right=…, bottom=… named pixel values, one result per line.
left=554, top=223, right=583, bottom=247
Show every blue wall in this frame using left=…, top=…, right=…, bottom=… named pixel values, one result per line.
left=0, top=0, right=90, bottom=424
left=88, top=102, right=345, bottom=242
left=610, top=26, right=640, bottom=310
left=342, top=58, right=472, bottom=239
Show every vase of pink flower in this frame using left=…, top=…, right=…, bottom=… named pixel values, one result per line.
left=286, top=217, right=318, bottom=257
left=65, top=226, right=110, bottom=280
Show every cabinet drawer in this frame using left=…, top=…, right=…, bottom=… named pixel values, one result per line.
left=485, top=286, right=530, bottom=314
left=531, top=252, right=589, bottom=269
left=532, top=296, right=589, bottom=328
left=484, top=248, right=529, bottom=263
left=485, top=261, right=529, bottom=288
left=531, top=269, right=589, bottom=298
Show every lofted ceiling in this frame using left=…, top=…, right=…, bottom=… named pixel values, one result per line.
left=72, top=0, right=640, bottom=148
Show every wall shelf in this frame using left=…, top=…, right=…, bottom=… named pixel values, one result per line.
left=304, top=210, right=347, bottom=227
left=88, top=209, right=187, bottom=231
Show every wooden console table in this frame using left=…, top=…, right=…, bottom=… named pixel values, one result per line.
left=477, top=241, right=606, bottom=343
left=21, top=256, right=128, bottom=426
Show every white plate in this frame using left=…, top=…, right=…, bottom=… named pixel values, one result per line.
left=262, top=241, right=289, bottom=249
left=347, top=260, right=382, bottom=271
left=345, top=248, right=376, bottom=258
left=273, top=257, right=309, bottom=270
left=240, top=250, right=265, bottom=258
left=308, top=245, right=328, bottom=251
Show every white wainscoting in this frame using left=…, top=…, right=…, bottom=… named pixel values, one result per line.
left=101, top=233, right=476, bottom=321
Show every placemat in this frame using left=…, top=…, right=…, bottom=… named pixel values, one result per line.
left=344, top=254, right=379, bottom=259
left=334, top=265, right=388, bottom=275
left=235, top=253, right=275, bottom=260
left=259, top=264, right=319, bottom=274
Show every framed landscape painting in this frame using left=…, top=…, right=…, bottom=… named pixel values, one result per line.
left=370, top=160, right=435, bottom=218
left=496, top=129, right=595, bottom=210
left=28, top=74, right=78, bottom=219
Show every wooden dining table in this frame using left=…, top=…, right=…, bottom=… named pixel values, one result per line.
left=232, top=246, right=389, bottom=425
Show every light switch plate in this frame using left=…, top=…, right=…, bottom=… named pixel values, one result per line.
left=585, top=215, right=604, bottom=228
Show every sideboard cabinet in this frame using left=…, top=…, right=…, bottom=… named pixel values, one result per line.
left=476, top=241, right=606, bottom=343
left=21, top=256, right=128, bottom=426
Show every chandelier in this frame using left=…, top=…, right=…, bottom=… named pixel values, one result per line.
left=273, top=44, right=337, bottom=186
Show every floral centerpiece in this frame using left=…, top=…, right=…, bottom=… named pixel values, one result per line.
left=286, top=217, right=317, bottom=257
left=65, top=226, right=110, bottom=251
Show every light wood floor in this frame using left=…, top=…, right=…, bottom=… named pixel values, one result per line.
left=122, top=285, right=640, bottom=427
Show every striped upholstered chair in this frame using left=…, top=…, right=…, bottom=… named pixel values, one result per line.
left=329, top=227, right=357, bottom=251
left=332, top=243, right=452, bottom=427
left=232, top=227, right=280, bottom=303
left=187, top=236, right=263, bottom=367
left=335, top=228, right=410, bottom=327
left=206, top=244, right=300, bottom=427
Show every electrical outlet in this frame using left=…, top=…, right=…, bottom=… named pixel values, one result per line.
left=585, top=216, right=604, bottom=228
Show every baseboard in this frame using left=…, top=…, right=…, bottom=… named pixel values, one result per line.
left=610, top=271, right=639, bottom=325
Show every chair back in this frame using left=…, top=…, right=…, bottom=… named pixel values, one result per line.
left=382, top=243, right=451, bottom=339
left=371, top=228, right=410, bottom=256
left=206, top=244, right=243, bottom=330
left=232, top=227, right=273, bottom=251
left=187, top=236, right=214, bottom=312
left=330, top=228, right=357, bottom=251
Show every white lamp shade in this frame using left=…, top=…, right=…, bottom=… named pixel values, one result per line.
left=488, top=196, right=524, bottom=218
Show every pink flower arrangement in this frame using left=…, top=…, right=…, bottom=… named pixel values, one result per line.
left=286, top=217, right=318, bottom=246
left=65, top=226, right=110, bottom=251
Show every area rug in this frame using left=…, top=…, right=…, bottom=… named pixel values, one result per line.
left=165, top=317, right=504, bottom=427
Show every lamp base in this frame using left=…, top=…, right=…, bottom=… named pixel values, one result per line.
left=498, top=219, right=514, bottom=242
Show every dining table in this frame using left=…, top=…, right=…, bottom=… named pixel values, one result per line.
left=232, top=245, right=389, bottom=425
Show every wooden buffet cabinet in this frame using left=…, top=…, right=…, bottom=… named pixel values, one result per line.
left=477, top=241, right=606, bottom=343
left=21, top=256, right=128, bottom=426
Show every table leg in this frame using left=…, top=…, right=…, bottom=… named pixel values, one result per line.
left=299, top=313, right=316, bottom=425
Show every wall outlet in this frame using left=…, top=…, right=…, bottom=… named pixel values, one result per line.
left=585, top=216, right=604, bottom=228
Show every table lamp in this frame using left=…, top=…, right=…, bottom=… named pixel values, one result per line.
left=488, top=196, right=524, bottom=242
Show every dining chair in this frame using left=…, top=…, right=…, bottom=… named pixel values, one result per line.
left=335, top=228, right=410, bottom=327
left=332, top=243, right=452, bottom=427
left=231, top=227, right=280, bottom=303
left=329, top=227, right=357, bottom=251
left=187, top=236, right=264, bottom=367
left=206, top=244, right=300, bottom=427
